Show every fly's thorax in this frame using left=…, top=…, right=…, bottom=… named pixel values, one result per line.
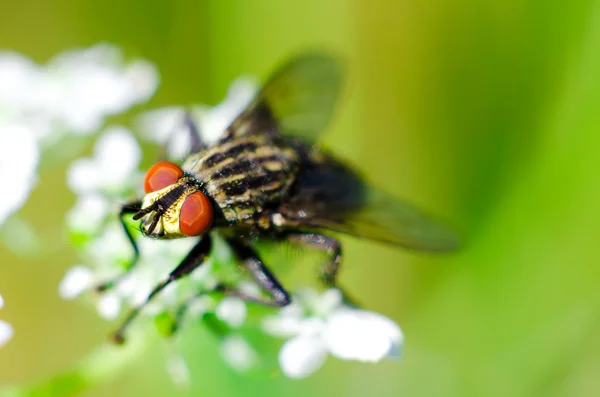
left=181, top=135, right=301, bottom=224
left=139, top=176, right=200, bottom=238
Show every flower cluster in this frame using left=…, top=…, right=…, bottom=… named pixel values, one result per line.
left=263, top=289, right=402, bottom=378
left=0, top=43, right=158, bottom=229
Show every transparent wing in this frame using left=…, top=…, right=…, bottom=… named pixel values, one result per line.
left=322, top=188, right=460, bottom=252
left=222, top=52, right=344, bottom=144
left=281, top=163, right=460, bottom=252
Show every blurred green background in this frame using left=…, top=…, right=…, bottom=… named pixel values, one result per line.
left=2, top=0, right=600, bottom=396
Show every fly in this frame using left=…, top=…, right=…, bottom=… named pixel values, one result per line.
left=103, top=53, right=460, bottom=343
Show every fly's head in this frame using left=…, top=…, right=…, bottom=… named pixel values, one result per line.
left=134, top=162, right=214, bottom=239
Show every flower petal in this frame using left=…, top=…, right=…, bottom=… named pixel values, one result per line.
left=221, top=335, right=258, bottom=373
left=66, top=195, right=109, bottom=235
left=94, top=126, right=141, bottom=185
left=314, top=288, right=343, bottom=316
left=215, top=297, right=247, bottom=328
left=278, top=335, right=328, bottom=378
left=0, top=294, right=3, bottom=310
left=0, top=123, right=40, bottom=227
left=97, top=292, right=122, bottom=320
left=261, top=303, right=308, bottom=338
left=166, top=354, right=191, bottom=388
left=0, top=320, right=13, bottom=347
left=66, top=158, right=100, bottom=194
left=0, top=52, right=40, bottom=109
left=124, top=60, right=159, bottom=104
left=59, top=265, right=94, bottom=299
left=324, top=308, right=403, bottom=362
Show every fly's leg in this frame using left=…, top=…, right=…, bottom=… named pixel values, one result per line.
left=287, top=233, right=360, bottom=307
left=215, top=238, right=292, bottom=307
left=287, top=233, right=342, bottom=287
left=164, top=239, right=291, bottom=338
left=112, top=235, right=212, bottom=344
left=95, top=201, right=142, bottom=292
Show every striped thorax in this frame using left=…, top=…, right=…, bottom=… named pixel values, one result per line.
left=182, top=134, right=300, bottom=224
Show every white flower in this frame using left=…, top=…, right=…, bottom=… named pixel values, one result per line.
left=66, top=126, right=142, bottom=196
left=0, top=44, right=158, bottom=230
left=40, top=43, right=159, bottom=135
left=0, top=44, right=159, bottom=144
left=66, top=195, right=110, bottom=236
left=0, top=52, right=40, bottom=111
left=215, top=297, right=247, bottom=328
left=135, top=77, right=258, bottom=159
left=166, top=354, right=191, bottom=388
left=60, top=220, right=212, bottom=320
left=59, top=265, right=95, bottom=300
left=263, top=288, right=403, bottom=378
left=65, top=126, right=143, bottom=242
left=0, top=294, right=14, bottom=347
left=220, top=335, right=258, bottom=373
left=0, top=121, right=40, bottom=227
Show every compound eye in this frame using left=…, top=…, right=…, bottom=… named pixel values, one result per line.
left=144, top=162, right=183, bottom=193
left=180, top=192, right=214, bottom=237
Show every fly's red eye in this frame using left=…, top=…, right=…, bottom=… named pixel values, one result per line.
left=180, top=192, right=214, bottom=237
left=144, top=162, right=183, bottom=193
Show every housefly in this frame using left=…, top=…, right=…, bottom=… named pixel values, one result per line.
left=105, top=53, right=459, bottom=343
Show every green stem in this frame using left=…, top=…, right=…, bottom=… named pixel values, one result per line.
left=1, top=333, right=152, bottom=397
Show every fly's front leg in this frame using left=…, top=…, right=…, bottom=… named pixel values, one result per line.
left=112, top=235, right=212, bottom=344
left=95, top=200, right=142, bottom=292
left=216, top=238, right=291, bottom=307
left=169, top=238, right=292, bottom=335
left=287, top=233, right=342, bottom=287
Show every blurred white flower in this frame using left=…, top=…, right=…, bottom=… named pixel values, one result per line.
left=263, top=289, right=403, bottom=378
left=60, top=219, right=213, bottom=321
left=216, top=297, right=247, bottom=328
left=58, top=265, right=96, bottom=300
left=220, top=335, right=258, bottom=373
left=0, top=44, right=159, bottom=142
left=0, top=43, right=159, bottom=229
left=42, top=45, right=158, bottom=134
left=0, top=294, right=14, bottom=347
left=135, top=77, right=258, bottom=159
left=66, top=126, right=142, bottom=196
left=0, top=52, right=39, bottom=111
left=65, top=126, right=142, bottom=240
left=166, top=354, right=191, bottom=388
left=0, top=121, right=40, bottom=227
left=66, top=195, right=110, bottom=236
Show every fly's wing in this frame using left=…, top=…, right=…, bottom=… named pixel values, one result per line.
left=328, top=188, right=460, bottom=252
left=221, top=52, right=344, bottom=144
left=281, top=163, right=460, bottom=252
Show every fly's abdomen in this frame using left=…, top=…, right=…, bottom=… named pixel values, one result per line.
left=182, top=136, right=300, bottom=223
